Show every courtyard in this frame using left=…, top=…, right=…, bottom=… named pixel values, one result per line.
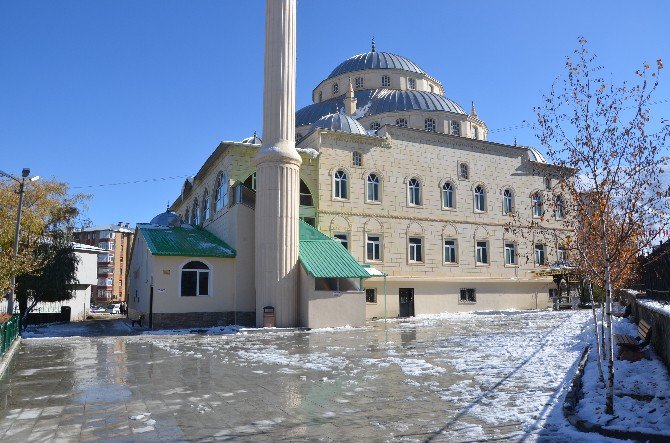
left=0, top=310, right=603, bottom=441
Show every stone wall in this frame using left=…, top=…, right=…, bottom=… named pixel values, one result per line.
left=630, top=297, right=670, bottom=370
left=151, top=311, right=255, bottom=330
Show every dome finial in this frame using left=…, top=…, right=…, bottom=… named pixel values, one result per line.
left=371, top=37, right=376, bottom=52
left=471, top=101, right=478, bottom=118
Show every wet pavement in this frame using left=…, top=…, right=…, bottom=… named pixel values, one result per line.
left=0, top=311, right=592, bottom=441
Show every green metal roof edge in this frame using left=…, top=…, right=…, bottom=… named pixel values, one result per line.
left=299, top=221, right=370, bottom=279
left=139, top=225, right=236, bottom=258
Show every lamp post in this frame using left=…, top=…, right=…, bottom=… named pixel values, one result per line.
left=1, top=168, right=40, bottom=314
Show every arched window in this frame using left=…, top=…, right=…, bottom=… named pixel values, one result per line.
left=472, top=126, right=479, bottom=139
left=442, top=182, right=454, bottom=209
left=334, top=170, right=348, bottom=199
left=381, top=75, right=391, bottom=87
left=544, top=177, right=552, bottom=190
left=503, top=189, right=514, bottom=214
left=532, top=192, right=543, bottom=217
left=202, top=190, right=210, bottom=221
left=191, top=198, right=200, bottom=226
left=215, top=173, right=228, bottom=212
left=408, top=178, right=421, bottom=206
left=192, top=198, right=200, bottom=225
left=296, top=133, right=303, bottom=143
left=395, top=118, right=407, bottom=127
left=424, top=118, right=436, bottom=132
left=367, top=173, right=380, bottom=202
left=474, top=186, right=486, bottom=212
left=354, top=77, right=364, bottom=89
left=352, top=151, right=362, bottom=167
left=451, top=121, right=461, bottom=136
left=408, top=78, right=416, bottom=90
left=318, top=91, right=323, bottom=102
left=184, top=209, right=190, bottom=224
left=555, top=195, right=565, bottom=220
left=369, top=121, right=381, bottom=131
left=181, top=261, right=210, bottom=297
left=332, top=83, right=339, bottom=95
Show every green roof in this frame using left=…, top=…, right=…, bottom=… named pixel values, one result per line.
left=139, top=225, right=236, bottom=258
left=299, top=221, right=370, bottom=279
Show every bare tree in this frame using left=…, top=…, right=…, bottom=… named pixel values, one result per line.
left=535, top=38, right=670, bottom=415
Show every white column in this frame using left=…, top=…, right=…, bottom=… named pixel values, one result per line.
left=255, top=0, right=302, bottom=327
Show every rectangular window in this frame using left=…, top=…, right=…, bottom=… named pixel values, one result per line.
left=334, top=233, right=348, bottom=250
left=409, top=237, right=423, bottom=262
left=355, top=77, right=364, bottom=89
left=365, top=288, right=377, bottom=303
left=366, top=235, right=382, bottom=261
left=535, top=244, right=546, bottom=265
left=181, top=271, right=197, bottom=296
left=381, top=75, right=391, bottom=87
left=504, top=243, right=517, bottom=265
left=408, top=78, right=416, bottom=90
left=476, top=241, right=488, bottom=264
left=451, top=121, right=461, bottom=136
left=459, top=162, right=469, bottom=180
left=444, top=239, right=457, bottom=263
left=460, top=288, right=476, bottom=303
left=558, top=247, right=568, bottom=263
left=198, top=272, right=209, bottom=296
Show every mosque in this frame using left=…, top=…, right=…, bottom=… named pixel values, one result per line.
left=127, top=0, right=566, bottom=329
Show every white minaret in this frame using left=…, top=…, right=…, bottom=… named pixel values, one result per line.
left=255, top=0, right=302, bottom=327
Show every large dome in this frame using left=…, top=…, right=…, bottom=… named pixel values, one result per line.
left=311, top=113, right=367, bottom=135
left=297, top=89, right=466, bottom=128
left=327, top=51, right=426, bottom=80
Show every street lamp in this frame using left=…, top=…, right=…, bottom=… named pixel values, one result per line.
left=0, top=168, right=39, bottom=315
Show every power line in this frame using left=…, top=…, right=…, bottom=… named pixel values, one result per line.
left=488, top=98, right=670, bottom=134
left=71, top=175, right=191, bottom=189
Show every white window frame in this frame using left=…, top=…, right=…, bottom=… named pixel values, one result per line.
left=503, top=189, right=514, bottom=214
left=408, top=237, right=424, bottom=263
left=504, top=242, right=517, bottom=266
left=474, top=186, right=486, bottom=212
left=476, top=240, right=489, bottom=265
left=532, top=193, right=544, bottom=218
left=334, top=233, right=349, bottom=250
left=535, top=244, right=546, bottom=266
left=192, top=199, right=200, bottom=226
left=365, top=288, right=377, bottom=304
left=366, top=173, right=381, bottom=203
left=424, top=118, right=436, bottom=132
left=444, top=239, right=458, bottom=264
left=442, top=182, right=455, bottom=209
left=472, top=126, right=479, bottom=139
left=179, top=260, right=212, bottom=297
left=366, top=234, right=382, bottom=262
left=408, top=178, right=422, bottom=206
left=459, top=162, right=469, bottom=180
left=395, top=117, right=408, bottom=127
left=555, top=195, right=565, bottom=220
left=215, top=173, right=228, bottom=212
left=460, top=288, right=476, bottom=303
left=354, top=76, right=364, bottom=89
left=202, top=190, right=210, bottom=221
left=333, top=170, right=348, bottom=200
left=381, top=75, right=391, bottom=87
left=558, top=247, right=568, bottom=263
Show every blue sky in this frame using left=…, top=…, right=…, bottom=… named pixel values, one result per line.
left=1, top=0, right=669, bottom=227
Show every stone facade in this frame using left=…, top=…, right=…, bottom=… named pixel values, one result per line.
left=151, top=312, right=255, bottom=330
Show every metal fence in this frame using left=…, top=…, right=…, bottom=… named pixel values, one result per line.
left=0, top=315, right=20, bottom=357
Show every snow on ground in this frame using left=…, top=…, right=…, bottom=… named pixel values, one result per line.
left=577, top=315, right=670, bottom=435
left=21, top=319, right=134, bottom=338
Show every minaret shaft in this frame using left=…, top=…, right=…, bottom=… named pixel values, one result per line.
left=255, top=0, right=302, bottom=327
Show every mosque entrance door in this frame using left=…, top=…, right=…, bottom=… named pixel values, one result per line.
left=399, top=288, right=415, bottom=318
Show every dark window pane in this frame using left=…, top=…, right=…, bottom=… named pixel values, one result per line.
left=198, top=272, right=209, bottom=295
left=183, top=261, right=209, bottom=270
left=181, top=271, right=197, bottom=296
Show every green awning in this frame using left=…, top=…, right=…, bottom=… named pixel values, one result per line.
left=299, top=221, right=370, bottom=279
left=139, top=225, right=236, bottom=258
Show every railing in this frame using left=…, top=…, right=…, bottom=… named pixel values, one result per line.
left=0, top=315, right=20, bottom=357
left=232, top=183, right=256, bottom=208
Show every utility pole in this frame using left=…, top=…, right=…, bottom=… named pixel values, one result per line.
left=1, top=168, right=39, bottom=315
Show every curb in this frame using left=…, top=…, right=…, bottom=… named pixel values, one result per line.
left=0, top=337, right=21, bottom=380
left=563, top=344, right=670, bottom=442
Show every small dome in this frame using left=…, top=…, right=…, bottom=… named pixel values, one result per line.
left=311, top=113, right=367, bottom=135
left=526, top=147, right=548, bottom=164
left=150, top=210, right=182, bottom=227
left=240, top=132, right=262, bottom=145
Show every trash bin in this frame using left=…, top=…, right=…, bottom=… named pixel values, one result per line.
left=60, top=306, right=71, bottom=323
left=263, top=306, right=275, bottom=328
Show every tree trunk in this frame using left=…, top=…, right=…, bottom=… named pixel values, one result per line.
left=600, top=219, right=615, bottom=415
left=18, top=297, right=28, bottom=330
left=589, top=282, right=605, bottom=383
